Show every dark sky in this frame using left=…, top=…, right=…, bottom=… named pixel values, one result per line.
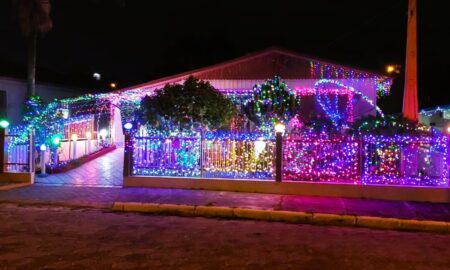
left=0, top=0, right=449, bottom=113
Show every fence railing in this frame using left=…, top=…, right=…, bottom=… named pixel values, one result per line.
left=128, top=131, right=449, bottom=187
left=362, top=135, right=449, bottom=186
left=2, top=132, right=32, bottom=173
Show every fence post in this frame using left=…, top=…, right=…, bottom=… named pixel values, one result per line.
left=200, top=130, right=203, bottom=178
left=123, top=133, right=132, bottom=177
left=275, top=131, right=283, bottom=182
left=0, top=128, right=5, bottom=173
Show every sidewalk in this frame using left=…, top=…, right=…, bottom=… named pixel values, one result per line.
left=1, top=185, right=449, bottom=232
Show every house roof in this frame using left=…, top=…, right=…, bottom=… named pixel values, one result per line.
left=115, top=47, right=390, bottom=93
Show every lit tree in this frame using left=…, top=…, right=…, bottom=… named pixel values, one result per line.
left=243, top=75, right=299, bottom=131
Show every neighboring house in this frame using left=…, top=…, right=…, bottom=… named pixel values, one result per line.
left=0, top=76, right=85, bottom=125
left=419, top=105, right=450, bottom=132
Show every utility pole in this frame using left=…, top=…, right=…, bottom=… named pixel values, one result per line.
left=403, top=0, right=418, bottom=121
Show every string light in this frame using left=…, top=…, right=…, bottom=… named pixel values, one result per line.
left=309, top=61, right=393, bottom=97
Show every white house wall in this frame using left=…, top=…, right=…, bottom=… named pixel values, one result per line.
left=0, top=77, right=83, bottom=125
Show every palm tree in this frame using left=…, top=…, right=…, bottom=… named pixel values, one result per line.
left=14, top=0, right=52, bottom=97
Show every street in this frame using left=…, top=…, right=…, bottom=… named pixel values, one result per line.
left=0, top=204, right=449, bottom=270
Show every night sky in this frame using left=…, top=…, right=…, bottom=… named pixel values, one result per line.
left=0, top=0, right=449, bottom=113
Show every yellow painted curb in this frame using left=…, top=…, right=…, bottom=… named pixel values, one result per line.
left=158, top=204, right=196, bottom=216
left=195, top=205, right=234, bottom=218
left=269, top=210, right=312, bottom=223
left=233, top=207, right=272, bottom=221
left=398, top=219, right=448, bottom=233
left=356, top=216, right=401, bottom=230
left=113, top=202, right=450, bottom=234
left=312, top=213, right=356, bottom=226
left=111, top=202, right=124, bottom=211
left=123, top=202, right=161, bottom=213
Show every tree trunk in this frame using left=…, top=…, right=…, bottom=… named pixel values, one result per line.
left=27, top=32, right=37, bottom=97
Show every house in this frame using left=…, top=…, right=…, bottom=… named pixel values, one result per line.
left=106, top=47, right=392, bottom=145
left=0, top=76, right=87, bottom=125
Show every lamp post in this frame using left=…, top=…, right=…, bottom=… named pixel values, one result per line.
left=39, top=144, right=47, bottom=176
left=274, top=123, right=285, bottom=182
left=0, top=119, right=10, bottom=173
left=123, top=122, right=133, bottom=178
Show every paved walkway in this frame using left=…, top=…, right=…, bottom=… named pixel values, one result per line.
left=1, top=185, right=450, bottom=222
left=35, top=148, right=124, bottom=187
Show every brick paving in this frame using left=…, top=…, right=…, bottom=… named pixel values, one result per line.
left=35, top=147, right=124, bottom=187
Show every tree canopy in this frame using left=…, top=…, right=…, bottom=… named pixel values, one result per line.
left=141, top=76, right=237, bottom=131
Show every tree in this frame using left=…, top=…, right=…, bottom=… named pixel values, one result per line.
left=23, top=95, right=63, bottom=148
left=243, top=75, right=299, bottom=131
left=141, top=76, right=237, bottom=131
left=14, top=0, right=53, bottom=97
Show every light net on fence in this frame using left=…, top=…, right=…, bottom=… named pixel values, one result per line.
left=362, top=134, right=449, bottom=186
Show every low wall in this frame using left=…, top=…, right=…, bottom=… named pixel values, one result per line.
left=124, top=176, right=450, bottom=203
left=0, top=172, right=34, bottom=184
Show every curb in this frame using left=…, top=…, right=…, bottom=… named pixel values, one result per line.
left=0, top=183, right=31, bottom=191
left=112, top=201, right=450, bottom=234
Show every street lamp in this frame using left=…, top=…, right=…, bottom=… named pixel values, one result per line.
left=93, top=72, right=101, bottom=80
left=386, top=64, right=401, bottom=75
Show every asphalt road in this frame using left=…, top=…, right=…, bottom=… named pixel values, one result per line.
left=0, top=204, right=449, bottom=270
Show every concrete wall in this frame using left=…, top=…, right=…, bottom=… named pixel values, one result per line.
left=58, top=139, right=100, bottom=162
left=0, top=76, right=84, bottom=125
